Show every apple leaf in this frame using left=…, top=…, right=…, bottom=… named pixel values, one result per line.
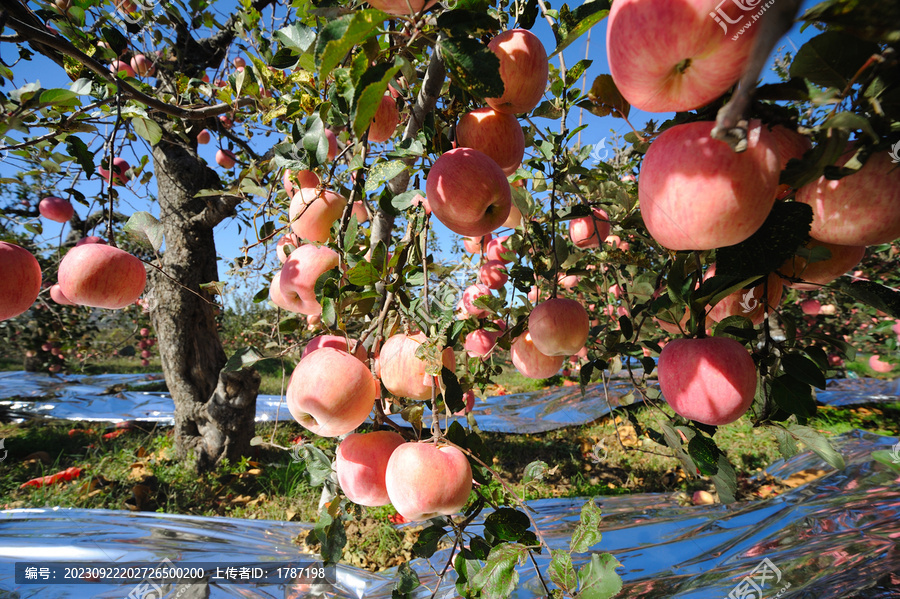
left=782, top=353, right=827, bottom=390
left=438, top=36, right=504, bottom=100
left=787, top=424, right=845, bottom=470
left=583, top=74, right=630, bottom=119
left=352, top=60, right=403, bottom=140
left=315, top=10, right=384, bottom=80
left=124, top=211, right=164, bottom=251
left=771, top=374, right=816, bottom=419
left=346, top=261, right=380, bottom=286
left=132, top=117, right=162, bottom=146
left=441, top=367, right=465, bottom=414
left=688, top=434, right=720, bottom=476
left=412, top=524, right=446, bottom=558
left=299, top=444, right=334, bottom=487
left=470, top=543, right=526, bottom=599
left=576, top=553, right=623, bottom=599
left=549, top=549, right=577, bottom=594
left=522, top=460, right=549, bottom=486
left=801, top=0, right=900, bottom=43
left=871, top=450, right=900, bottom=473
left=552, top=0, right=611, bottom=57
left=484, top=508, right=531, bottom=545
left=222, top=346, right=263, bottom=373
left=716, top=202, right=812, bottom=278
left=768, top=425, right=800, bottom=460
left=393, top=562, right=420, bottom=594
left=365, top=159, right=407, bottom=194
left=437, top=10, right=501, bottom=38
left=710, top=453, right=737, bottom=504
left=789, top=31, right=881, bottom=89
left=831, top=278, right=900, bottom=318
left=312, top=501, right=346, bottom=564
left=570, top=499, right=603, bottom=553
left=65, top=135, right=95, bottom=179
left=274, top=22, right=316, bottom=54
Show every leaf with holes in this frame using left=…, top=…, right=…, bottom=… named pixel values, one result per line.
left=570, top=499, right=603, bottom=553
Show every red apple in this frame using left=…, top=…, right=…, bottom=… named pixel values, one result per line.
left=569, top=208, right=610, bottom=249
left=781, top=239, right=865, bottom=290
left=324, top=128, right=338, bottom=161
left=426, top=148, right=511, bottom=237
left=485, top=29, right=549, bottom=115
left=286, top=347, right=377, bottom=437
left=366, top=0, right=437, bottom=16
left=276, top=233, right=300, bottom=263
left=528, top=298, right=590, bottom=356
left=38, top=196, right=74, bottom=223
left=455, top=389, right=476, bottom=415
left=379, top=332, right=455, bottom=401
left=463, top=234, right=492, bottom=254
left=278, top=244, right=339, bottom=315
left=49, top=284, right=73, bottom=306
left=510, top=332, right=564, bottom=379
left=351, top=201, right=369, bottom=224
left=282, top=169, right=320, bottom=199
left=503, top=202, right=524, bottom=229
left=0, top=242, right=41, bottom=321
left=98, top=157, right=131, bottom=185
left=479, top=260, right=508, bottom=290
left=464, top=328, right=501, bottom=359
left=216, top=149, right=237, bottom=168
left=456, top=108, right=525, bottom=176
left=385, top=442, right=472, bottom=521
left=58, top=244, right=147, bottom=309
left=302, top=334, right=368, bottom=364
left=769, top=125, right=811, bottom=171
left=336, top=431, right=405, bottom=507
left=462, top=284, right=492, bottom=318
left=558, top=274, right=581, bottom=291
left=368, top=95, right=400, bottom=143
left=485, top=235, right=514, bottom=263
left=869, top=354, right=893, bottom=373
left=795, top=151, right=900, bottom=246
left=658, top=337, right=757, bottom=425
left=75, top=236, right=107, bottom=246
left=289, top=187, right=348, bottom=243
left=130, top=54, right=156, bottom=77
left=799, top=299, right=821, bottom=316
left=109, top=60, right=135, bottom=78
left=639, top=120, right=779, bottom=250
left=196, top=129, right=211, bottom=144
left=606, top=0, right=759, bottom=112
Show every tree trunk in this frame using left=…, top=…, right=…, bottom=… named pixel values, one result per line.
left=147, top=129, right=259, bottom=473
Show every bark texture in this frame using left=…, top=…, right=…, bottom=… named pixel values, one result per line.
left=148, top=128, right=259, bottom=472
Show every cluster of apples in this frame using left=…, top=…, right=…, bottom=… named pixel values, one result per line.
left=606, top=0, right=900, bottom=426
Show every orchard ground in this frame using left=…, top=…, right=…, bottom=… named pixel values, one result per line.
left=0, top=352, right=897, bottom=572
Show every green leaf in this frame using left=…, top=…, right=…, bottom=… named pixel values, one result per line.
left=345, top=261, right=381, bottom=286
left=710, top=453, right=738, bottom=504
left=438, top=36, right=504, bottom=99
left=100, top=26, right=129, bottom=57
left=771, top=374, right=816, bottom=419
left=577, top=553, right=623, bottom=599
left=391, top=189, right=423, bottom=212
left=484, top=508, right=531, bottom=544
left=441, top=367, right=465, bottom=414
left=275, top=23, right=316, bottom=53
left=39, top=89, right=79, bottom=108
left=315, top=11, right=385, bottom=80
left=470, top=543, right=526, bottom=599
left=132, top=117, right=162, bottom=146
left=552, top=1, right=611, bottom=57
left=352, top=61, right=403, bottom=140
left=871, top=450, right=900, bottom=473
left=365, top=160, right=407, bottom=193
left=522, top=460, right=548, bottom=486
left=222, top=346, right=264, bottom=372
left=549, top=550, right=577, bottom=594
left=313, top=504, right=346, bottom=563
left=301, top=444, right=334, bottom=487
left=584, top=74, right=629, bottom=118
left=437, top=10, right=501, bottom=37
left=412, top=525, right=446, bottom=558
left=782, top=353, right=827, bottom=390
left=688, top=434, right=720, bottom=476
left=769, top=425, right=799, bottom=460
left=822, top=111, right=878, bottom=142
left=787, top=424, right=845, bottom=470
left=716, top=202, right=812, bottom=278
left=789, top=31, right=880, bottom=89
left=570, top=499, right=603, bottom=553
left=393, top=561, right=420, bottom=593
left=124, top=211, right=164, bottom=251
left=65, top=135, right=95, bottom=179
left=831, top=278, right=900, bottom=318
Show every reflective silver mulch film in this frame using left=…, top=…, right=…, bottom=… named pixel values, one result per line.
left=1, top=430, right=898, bottom=598
left=1, top=371, right=898, bottom=433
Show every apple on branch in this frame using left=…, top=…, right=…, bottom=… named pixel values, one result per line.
left=385, top=442, right=472, bottom=521
left=0, top=242, right=41, bottom=321
left=58, top=244, right=147, bottom=309
left=336, top=431, right=405, bottom=506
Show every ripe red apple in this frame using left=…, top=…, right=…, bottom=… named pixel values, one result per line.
left=216, top=149, right=237, bottom=168
left=58, top=244, right=147, bottom=309
left=558, top=274, right=581, bottom=291
left=282, top=169, right=320, bottom=199
left=366, top=0, right=437, bottom=16
left=289, top=187, right=347, bottom=243
left=368, top=95, right=400, bottom=144
left=479, top=260, right=508, bottom=290
left=455, top=389, right=476, bottom=415
left=0, top=242, right=41, bottom=321
left=658, top=337, right=757, bottom=426
left=780, top=238, right=865, bottom=290
left=426, top=148, right=511, bottom=237
left=462, top=284, right=492, bottom=318
left=385, top=442, right=472, bottom=521
left=456, top=108, right=525, bottom=176
left=336, top=431, right=405, bottom=507
left=109, top=60, right=135, bottom=78
left=75, top=236, right=107, bottom=246
left=49, top=284, right=74, bottom=306
left=351, top=202, right=369, bottom=224
left=463, top=234, right=492, bottom=254
left=504, top=202, right=524, bottom=228
left=464, top=328, right=501, bottom=359
left=706, top=269, right=783, bottom=326
left=286, top=347, right=377, bottom=437
left=569, top=208, right=610, bottom=249
left=38, top=196, right=74, bottom=223
left=606, top=0, right=759, bottom=112
left=769, top=125, right=811, bottom=171
left=799, top=299, right=821, bottom=316
left=869, top=354, right=893, bottom=373
left=795, top=151, right=900, bottom=246
left=278, top=244, right=339, bottom=315
left=379, top=332, right=455, bottom=400
left=510, top=332, right=564, bottom=379
left=115, top=0, right=137, bottom=14
left=233, top=57, right=246, bottom=68
left=97, top=157, right=131, bottom=185
left=485, top=29, right=549, bottom=115
left=485, top=235, right=514, bottom=263
left=130, top=54, right=156, bottom=77
left=639, top=120, right=779, bottom=250
left=276, top=233, right=300, bottom=263
left=528, top=298, right=590, bottom=356
left=324, top=128, right=338, bottom=161
left=196, top=129, right=211, bottom=144
left=302, top=334, right=368, bottom=364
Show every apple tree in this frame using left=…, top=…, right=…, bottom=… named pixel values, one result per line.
left=2, top=0, right=900, bottom=595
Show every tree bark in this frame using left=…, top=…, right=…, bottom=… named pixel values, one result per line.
left=147, top=128, right=259, bottom=473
